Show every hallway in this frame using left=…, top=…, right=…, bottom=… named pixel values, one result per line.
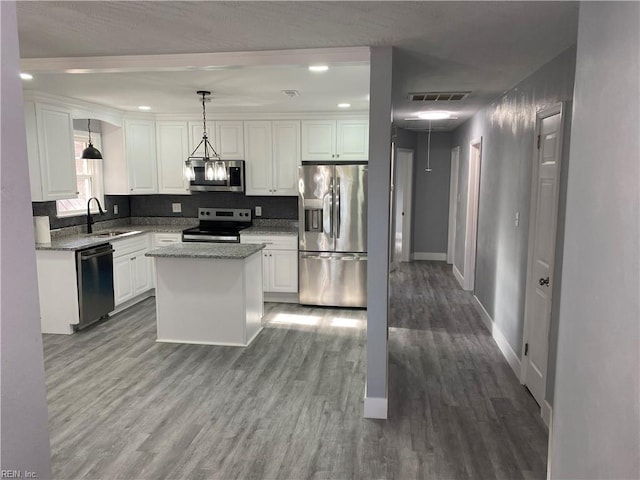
left=42, top=261, right=547, bottom=479
left=388, top=261, right=548, bottom=478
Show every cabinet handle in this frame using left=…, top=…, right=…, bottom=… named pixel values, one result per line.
left=130, top=257, right=135, bottom=261
left=336, top=154, right=340, bottom=158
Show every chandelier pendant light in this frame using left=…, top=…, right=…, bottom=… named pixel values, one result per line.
left=81, top=119, right=103, bottom=160
left=184, top=90, right=227, bottom=182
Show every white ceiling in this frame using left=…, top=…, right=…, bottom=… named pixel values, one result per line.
left=16, top=1, right=579, bottom=131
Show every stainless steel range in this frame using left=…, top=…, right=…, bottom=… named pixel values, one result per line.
left=182, top=208, right=252, bottom=243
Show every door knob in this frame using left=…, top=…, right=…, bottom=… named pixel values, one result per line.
left=539, top=277, right=550, bottom=286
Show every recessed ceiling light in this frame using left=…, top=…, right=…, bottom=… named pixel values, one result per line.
left=338, top=103, right=351, bottom=108
left=138, top=106, right=152, bottom=111
left=20, top=72, right=33, bottom=80
left=417, top=110, right=452, bottom=120
left=308, top=65, right=329, bottom=73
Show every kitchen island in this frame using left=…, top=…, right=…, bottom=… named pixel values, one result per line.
left=146, top=243, right=265, bottom=347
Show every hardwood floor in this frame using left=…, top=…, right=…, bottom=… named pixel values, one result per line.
left=43, top=261, right=547, bottom=479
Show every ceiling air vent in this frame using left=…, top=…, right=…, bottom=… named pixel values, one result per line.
left=408, top=91, right=470, bottom=102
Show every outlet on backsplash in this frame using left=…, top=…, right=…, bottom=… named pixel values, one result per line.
left=255, top=206, right=262, bottom=217
left=113, top=204, right=119, bottom=215
left=172, top=203, right=182, bottom=213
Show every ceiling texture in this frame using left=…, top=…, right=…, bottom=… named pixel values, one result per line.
left=16, top=1, right=579, bottom=131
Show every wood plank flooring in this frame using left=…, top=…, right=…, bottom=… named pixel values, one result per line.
left=43, top=261, right=547, bottom=479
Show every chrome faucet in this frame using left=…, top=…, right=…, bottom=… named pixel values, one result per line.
left=87, top=197, right=106, bottom=234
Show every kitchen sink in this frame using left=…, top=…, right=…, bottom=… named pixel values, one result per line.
left=91, top=230, right=141, bottom=238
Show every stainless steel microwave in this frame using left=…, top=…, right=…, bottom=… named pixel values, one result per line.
left=189, top=160, right=245, bottom=193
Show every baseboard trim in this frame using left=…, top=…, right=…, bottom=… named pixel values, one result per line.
left=472, top=295, right=522, bottom=378
left=541, top=400, right=552, bottom=429
left=111, top=289, right=154, bottom=315
left=264, top=292, right=299, bottom=304
left=412, top=252, right=447, bottom=261
left=453, top=264, right=464, bottom=288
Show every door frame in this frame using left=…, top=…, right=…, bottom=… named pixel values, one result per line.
left=462, top=137, right=482, bottom=291
left=396, top=147, right=414, bottom=262
left=447, top=146, right=460, bottom=265
left=520, top=103, right=566, bottom=410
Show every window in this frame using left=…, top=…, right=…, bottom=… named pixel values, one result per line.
left=56, top=131, right=104, bottom=217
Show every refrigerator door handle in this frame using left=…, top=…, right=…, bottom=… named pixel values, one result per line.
left=329, top=178, right=335, bottom=238
left=336, top=177, right=341, bottom=239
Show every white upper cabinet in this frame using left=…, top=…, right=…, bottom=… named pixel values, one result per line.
left=215, top=121, right=244, bottom=159
left=272, top=121, right=301, bottom=195
left=156, top=121, right=190, bottom=194
left=125, top=119, right=158, bottom=194
left=301, top=120, right=336, bottom=161
left=244, top=121, right=273, bottom=196
left=336, top=119, right=369, bottom=161
left=26, top=101, right=77, bottom=201
left=301, top=118, right=368, bottom=161
left=188, top=121, right=215, bottom=157
left=244, top=120, right=300, bottom=196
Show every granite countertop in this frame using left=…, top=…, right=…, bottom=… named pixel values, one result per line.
left=242, top=225, right=298, bottom=236
left=146, top=243, right=265, bottom=259
left=35, top=224, right=187, bottom=251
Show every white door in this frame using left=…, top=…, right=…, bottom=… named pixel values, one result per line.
left=113, top=256, right=134, bottom=305
left=269, top=250, right=298, bottom=293
left=462, top=138, right=482, bottom=291
left=244, top=121, right=273, bottom=196
left=522, top=105, right=564, bottom=408
left=394, top=148, right=413, bottom=263
left=132, top=254, right=151, bottom=296
left=447, top=147, right=460, bottom=265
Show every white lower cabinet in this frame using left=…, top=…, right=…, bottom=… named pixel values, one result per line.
left=240, top=234, right=298, bottom=294
left=112, top=234, right=152, bottom=306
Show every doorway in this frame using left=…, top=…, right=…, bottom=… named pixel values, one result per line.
left=521, top=103, right=565, bottom=421
left=390, top=148, right=414, bottom=270
left=461, top=138, right=482, bottom=291
left=447, top=146, right=460, bottom=265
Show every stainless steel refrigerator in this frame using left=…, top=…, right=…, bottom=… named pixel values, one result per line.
left=298, top=163, right=367, bottom=308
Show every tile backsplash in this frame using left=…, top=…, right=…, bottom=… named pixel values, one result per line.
left=129, top=193, right=298, bottom=220
left=33, top=193, right=297, bottom=231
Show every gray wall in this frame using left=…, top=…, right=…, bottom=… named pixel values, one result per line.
left=550, top=3, right=639, bottom=478
left=366, top=46, right=393, bottom=410
left=451, top=46, right=577, bottom=381
left=0, top=1, right=52, bottom=477
left=413, top=131, right=451, bottom=255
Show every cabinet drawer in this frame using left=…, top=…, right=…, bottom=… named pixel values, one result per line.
left=240, top=234, right=297, bottom=250
left=112, top=234, right=150, bottom=258
left=154, top=233, right=182, bottom=248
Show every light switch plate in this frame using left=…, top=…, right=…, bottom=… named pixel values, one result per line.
left=172, top=203, right=182, bottom=213
left=255, top=206, right=262, bottom=217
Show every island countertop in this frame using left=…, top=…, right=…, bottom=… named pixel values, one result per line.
left=146, top=243, right=265, bottom=259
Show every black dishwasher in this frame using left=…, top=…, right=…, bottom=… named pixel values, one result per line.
left=75, top=244, right=115, bottom=330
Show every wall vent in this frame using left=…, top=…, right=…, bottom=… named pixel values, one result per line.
left=408, top=91, right=470, bottom=102
left=282, top=89, right=300, bottom=98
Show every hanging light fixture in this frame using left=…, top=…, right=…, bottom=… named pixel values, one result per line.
left=81, top=119, right=102, bottom=159
left=425, top=120, right=433, bottom=172
left=184, top=90, right=227, bottom=182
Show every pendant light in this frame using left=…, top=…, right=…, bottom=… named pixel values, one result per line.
left=425, top=120, right=433, bottom=172
left=184, top=90, right=227, bottom=182
left=81, top=119, right=102, bottom=159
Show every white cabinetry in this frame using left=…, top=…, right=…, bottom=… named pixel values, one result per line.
left=25, top=101, right=77, bottom=201
left=125, top=119, right=158, bottom=194
left=245, top=121, right=300, bottom=196
left=112, top=234, right=152, bottom=306
left=153, top=232, right=182, bottom=248
left=240, top=234, right=298, bottom=297
left=301, top=118, right=369, bottom=161
left=188, top=120, right=215, bottom=156
left=215, top=121, right=244, bottom=159
left=156, top=121, right=190, bottom=194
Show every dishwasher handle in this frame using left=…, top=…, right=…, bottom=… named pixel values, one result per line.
left=79, top=245, right=114, bottom=261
